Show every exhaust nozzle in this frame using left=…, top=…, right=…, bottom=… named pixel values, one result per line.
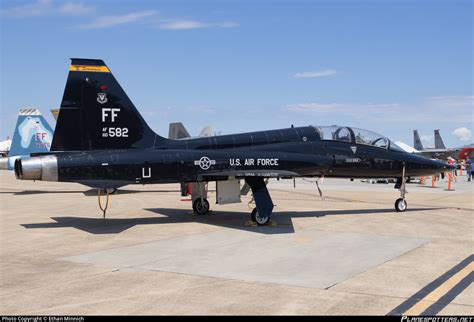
left=15, top=155, right=58, bottom=181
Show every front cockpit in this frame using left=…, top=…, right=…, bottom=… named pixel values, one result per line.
left=312, top=125, right=404, bottom=152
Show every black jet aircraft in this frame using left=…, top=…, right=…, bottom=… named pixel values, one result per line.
left=14, top=59, right=452, bottom=225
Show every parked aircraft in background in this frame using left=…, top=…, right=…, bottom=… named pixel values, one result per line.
left=0, top=109, right=54, bottom=170
left=168, top=122, right=215, bottom=197
left=414, top=130, right=473, bottom=160
left=168, top=122, right=213, bottom=140
left=14, top=59, right=451, bottom=225
left=458, top=144, right=474, bottom=160
left=0, top=137, right=12, bottom=157
left=414, top=129, right=447, bottom=153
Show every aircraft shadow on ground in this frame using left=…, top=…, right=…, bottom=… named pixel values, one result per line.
left=5, top=189, right=182, bottom=196
left=21, top=206, right=443, bottom=235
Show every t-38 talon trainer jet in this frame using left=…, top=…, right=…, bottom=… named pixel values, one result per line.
left=14, top=59, right=452, bottom=225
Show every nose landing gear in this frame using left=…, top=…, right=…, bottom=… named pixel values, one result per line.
left=395, top=198, right=407, bottom=212
left=395, top=162, right=408, bottom=212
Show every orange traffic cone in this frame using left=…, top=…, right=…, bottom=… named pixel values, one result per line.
left=445, top=172, right=455, bottom=191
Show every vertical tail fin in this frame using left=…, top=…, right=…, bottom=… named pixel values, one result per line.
left=168, top=122, right=191, bottom=139
left=434, top=129, right=446, bottom=149
left=413, top=130, right=424, bottom=151
left=51, top=58, right=166, bottom=151
left=9, top=109, right=54, bottom=156
left=50, top=109, right=60, bottom=121
left=198, top=125, right=213, bottom=137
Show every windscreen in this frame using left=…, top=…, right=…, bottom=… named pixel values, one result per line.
left=315, top=126, right=391, bottom=149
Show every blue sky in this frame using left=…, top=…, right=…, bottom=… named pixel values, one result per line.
left=1, top=0, right=472, bottom=148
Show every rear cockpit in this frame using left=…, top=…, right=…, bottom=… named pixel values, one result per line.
left=312, top=125, right=404, bottom=152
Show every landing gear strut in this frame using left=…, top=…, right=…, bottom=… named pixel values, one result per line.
left=395, top=162, right=408, bottom=212
left=246, top=177, right=274, bottom=225
left=191, top=181, right=210, bottom=215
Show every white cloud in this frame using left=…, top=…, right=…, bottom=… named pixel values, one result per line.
left=157, top=20, right=239, bottom=30
left=452, top=127, right=472, bottom=142
left=427, top=96, right=474, bottom=108
left=286, top=95, right=473, bottom=124
left=294, top=69, right=338, bottom=79
left=2, top=2, right=239, bottom=32
left=1, top=0, right=95, bottom=17
left=57, top=2, right=95, bottom=15
left=286, top=102, right=399, bottom=120
left=286, top=103, right=344, bottom=112
left=77, top=11, right=156, bottom=29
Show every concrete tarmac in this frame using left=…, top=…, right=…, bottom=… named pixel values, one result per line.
left=0, top=170, right=472, bottom=315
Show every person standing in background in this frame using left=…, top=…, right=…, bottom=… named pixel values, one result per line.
left=447, top=157, right=457, bottom=182
left=466, top=157, right=472, bottom=182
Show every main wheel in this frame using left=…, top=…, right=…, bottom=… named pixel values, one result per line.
left=193, top=198, right=210, bottom=215
left=251, top=208, right=270, bottom=226
left=395, top=198, right=407, bottom=212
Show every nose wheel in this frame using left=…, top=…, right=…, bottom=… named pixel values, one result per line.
left=395, top=198, right=407, bottom=212
left=395, top=162, right=408, bottom=212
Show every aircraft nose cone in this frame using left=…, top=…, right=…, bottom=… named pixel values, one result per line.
left=406, top=154, right=453, bottom=176
left=432, top=159, right=452, bottom=172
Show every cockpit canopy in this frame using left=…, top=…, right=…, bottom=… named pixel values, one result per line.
left=313, top=126, right=404, bottom=151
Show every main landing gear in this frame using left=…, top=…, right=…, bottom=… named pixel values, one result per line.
left=193, top=198, right=210, bottom=215
left=189, top=179, right=274, bottom=225
left=394, top=162, right=408, bottom=212
left=251, top=207, right=270, bottom=226
left=246, top=177, right=274, bottom=226
left=191, top=182, right=211, bottom=215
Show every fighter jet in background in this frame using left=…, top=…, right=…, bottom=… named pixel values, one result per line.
left=0, top=137, right=12, bottom=157
left=168, top=122, right=215, bottom=197
left=168, top=122, right=213, bottom=140
left=15, top=59, right=451, bottom=224
left=414, top=130, right=473, bottom=160
left=0, top=109, right=54, bottom=170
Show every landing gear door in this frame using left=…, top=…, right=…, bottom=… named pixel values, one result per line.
left=216, top=179, right=241, bottom=205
